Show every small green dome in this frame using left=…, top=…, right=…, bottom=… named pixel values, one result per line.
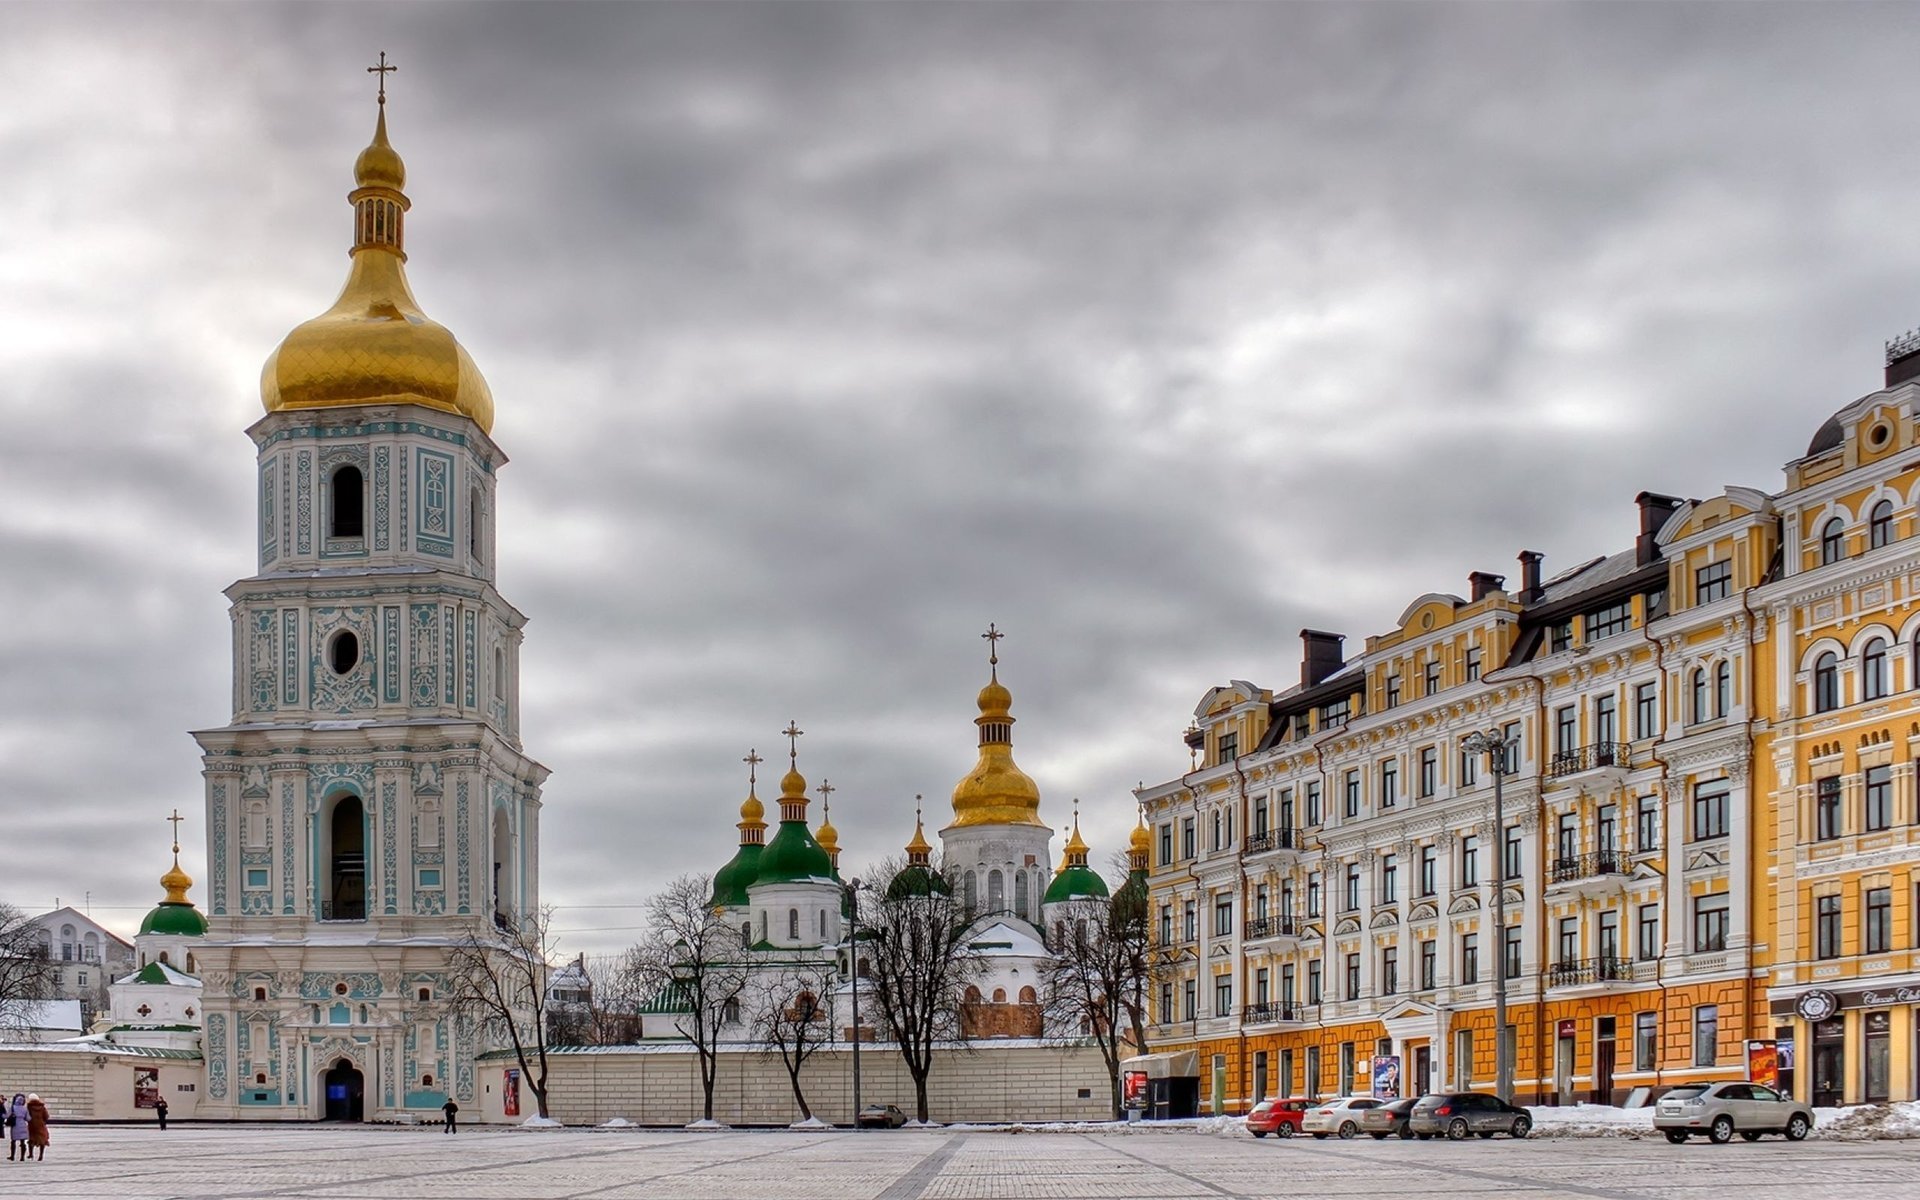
left=1043, top=864, right=1109, bottom=906
left=139, top=902, right=209, bottom=937
left=755, top=821, right=834, bottom=885
left=886, top=862, right=953, bottom=900
left=710, top=844, right=763, bottom=909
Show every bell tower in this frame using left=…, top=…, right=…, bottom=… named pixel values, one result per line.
left=192, top=61, right=549, bottom=1121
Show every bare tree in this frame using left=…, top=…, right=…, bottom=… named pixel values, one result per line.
left=856, top=855, right=985, bottom=1123
left=444, top=904, right=561, bottom=1119
left=546, top=951, right=646, bottom=1047
left=0, top=904, right=57, bottom=1037
left=1040, top=887, right=1152, bottom=1118
left=631, top=874, right=751, bottom=1123
left=749, top=963, right=834, bottom=1122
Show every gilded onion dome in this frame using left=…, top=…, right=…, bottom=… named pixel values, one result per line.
left=259, top=100, right=495, bottom=433
left=710, top=757, right=768, bottom=909
left=1043, top=809, right=1108, bottom=905
left=888, top=804, right=952, bottom=899
left=1128, top=811, right=1151, bottom=869
left=948, top=630, right=1045, bottom=829
left=756, top=733, right=835, bottom=885
left=140, top=828, right=209, bottom=938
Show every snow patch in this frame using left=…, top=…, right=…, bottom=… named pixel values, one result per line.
left=519, top=1115, right=563, bottom=1129
left=1817, top=1101, right=1920, bottom=1140
left=598, top=1118, right=635, bottom=1129
left=788, top=1116, right=835, bottom=1130
left=684, top=1118, right=731, bottom=1131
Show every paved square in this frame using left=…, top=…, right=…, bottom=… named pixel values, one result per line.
left=12, top=1124, right=1920, bottom=1200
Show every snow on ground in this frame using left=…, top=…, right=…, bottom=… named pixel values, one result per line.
left=789, top=1117, right=835, bottom=1130
left=1816, top=1101, right=1920, bottom=1140
left=683, top=1118, right=731, bottom=1131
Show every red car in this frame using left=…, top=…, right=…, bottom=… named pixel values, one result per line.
left=1246, top=1097, right=1312, bottom=1137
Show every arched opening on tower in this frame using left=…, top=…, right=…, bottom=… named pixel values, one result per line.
left=491, top=807, right=512, bottom=929
left=988, top=869, right=1005, bottom=913
left=325, top=794, right=367, bottom=921
left=329, top=465, right=364, bottom=540
left=322, top=1058, right=364, bottom=1122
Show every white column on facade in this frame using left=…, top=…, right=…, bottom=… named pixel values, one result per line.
left=1663, top=777, right=1689, bottom=959
left=1726, top=759, right=1751, bottom=951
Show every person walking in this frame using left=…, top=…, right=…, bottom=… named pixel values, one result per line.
left=441, top=1097, right=458, bottom=1134
left=7, top=1093, right=24, bottom=1163
left=155, top=1096, right=169, bottom=1131
left=24, top=1094, right=47, bottom=1162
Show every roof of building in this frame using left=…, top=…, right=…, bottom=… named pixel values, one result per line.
left=117, top=961, right=199, bottom=988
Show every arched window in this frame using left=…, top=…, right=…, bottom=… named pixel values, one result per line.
left=818, top=909, right=827, bottom=938
left=722, top=998, right=740, bottom=1025
left=329, top=465, right=364, bottom=539
left=1714, top=660, right=1732, bottom=717
left=788, top=908, right=799, bottom=941
left=988, top=869, right=1005, bottom=912
left=740, top=922, right=751, bottom=944
left=491, top=808, right=512, bottom=923
left=992, top=988, right=1007, bottom=1003
left=493, top=647, right=506, bottom=701
left=469, top=487, right=484, bottom=561
left=795, top=991, right=818, bottom=1020
left=1864, top=638, right=1889, bottom=700
left=963, top=871, right=978, bottom=912
left=1871, top=500, right=1895, bottom=549
left=1814, top=651, right=1840, bottom=713
left=1821, top=518, right=1846, bottom=565
left=244, top=799, right=267, bottom=848
left=1018, top=985, right=1037, bottom=1004
left=963, top=985, right=983, bottom=1005
left=1014, top=872, right=1029, bottom=919
left=1690, top=668, right=1709, bottom=724
left=327, top=794, right=367, bottom=921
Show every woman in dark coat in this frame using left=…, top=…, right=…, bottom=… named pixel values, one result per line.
left=24, top=1094, right=48, bottom=1161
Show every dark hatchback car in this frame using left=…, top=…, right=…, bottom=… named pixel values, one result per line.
left=1357, top=1097, right=1419, bottom=1139
left=1407, top=1092, right=1531, bottom=1140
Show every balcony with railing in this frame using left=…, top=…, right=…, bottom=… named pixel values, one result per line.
left=1547, top=849, right=1631, bottom=895
left=1545, top=956, right=1635, bottom=988
left=1244, top=828, right=1304, bottom=856
left=1244, top=914, right=1301, bottom=942
left=1241, top=1001, right=1315, bottom=1026
left=318, top=901, right=367, bottom=922
left=1547, top=742, right=1632, bottom=783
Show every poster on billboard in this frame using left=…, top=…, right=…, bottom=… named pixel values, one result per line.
left=1371, top=1055, right=1402, bottom=1099
left=1747, top=1040, right=1780, bottom=1089
left=1122, top=1071, right=1146, bottom=1110
left=134, top=1067, right=160, bottom=1109
left=503, top=1068, right=521, bottom=1118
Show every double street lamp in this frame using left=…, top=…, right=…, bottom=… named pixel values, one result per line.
left=1460, top=727, right=1515, bottom=1104
left=843, top=878, right=871, bottom=1127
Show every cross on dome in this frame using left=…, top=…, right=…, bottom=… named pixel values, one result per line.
left=783, top=721, right=804, bottom=768
left=743, top=748, right=762, bottom=790
left=367, top=51, right=397, bottom=105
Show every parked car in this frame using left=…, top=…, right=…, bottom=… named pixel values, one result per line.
left=1302, top=1096, right=1382, bottom=1139
left=856, top=1104, right=908, bottom=1129
left=1653, top=1082, right=1814, bottom=1144
left=1358, top=1097, right=1419, bottom=1139
left=1407, top=1092, right=1532, bottom=1140
left=1246, top=1097, right=1312, bottom=1137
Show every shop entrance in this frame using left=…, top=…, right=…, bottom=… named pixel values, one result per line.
left=1811, top=1019, right=1845, bottom=1108
left=323, top=1059, right=364, bottom=1122
left=1412, top=1044, right=1431, bottom=1096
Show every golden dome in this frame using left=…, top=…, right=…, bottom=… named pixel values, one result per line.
left=1129, top=815, right=1151, bottom=855
left=161, top=858, right=194, bottom=906
left=781, top=766, right=807, bottom=800
left=948, top=656, right=1045, bottom=829
left=260, top=103, right=495, bottom=434
left=1063, top=816, right=1089, bottom=861
left=739, top=788, right=765, bottom=828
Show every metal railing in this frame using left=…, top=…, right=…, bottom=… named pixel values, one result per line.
left=1545, top=956, right=1634, bottom=987
left=1549, top=850, right=1630, bottom=883
left=318, top=901, right=366, bottom=922
left=1244, top=915, right=1301, bottom=940
left=1241, top=1001, right=1313, bottom=1024
left=1244, top=828, right=1303, bottom=854
left=1548, top=743, right=1633, bottom=779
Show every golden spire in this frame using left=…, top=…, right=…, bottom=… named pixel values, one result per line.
left=259, top=57, right=495, bottom=433
left=777, top=721, right=809, bottom=822
left=1128, top=803, right=1151, bottom=865
left=1063, top=801, right=1090, bottom=866
left=905, top=795, right=933, bottom=864
left=949, top=625, right=1044, bottom=828
left=737, top=749, right=766, bottom=844
left=815, top=779, right=840, bottom=863
left=161, top=808, right=193, bottom=903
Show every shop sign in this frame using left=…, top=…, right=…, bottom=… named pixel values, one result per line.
left=1795, top=989, right=1840, bottom=1022
left=1557, top=1019, right=1575, bottom=1038
left=1746, top=1041, right=1779, bottom=1089
left=1860, top=985, right=1920, bottom=1006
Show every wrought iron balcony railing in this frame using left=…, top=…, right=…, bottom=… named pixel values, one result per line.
left=1548, top=743, right=1633, bottom=779
left=1244, top=915, right=1301, bottom=941
left=1549, top=850, right=1630, bottom=883
left=1244, top=828, right=1303, bottom=854
left=1241, top=1001, right=1313, bottom=1024
left=1545, top=956, right=1634, bottom=987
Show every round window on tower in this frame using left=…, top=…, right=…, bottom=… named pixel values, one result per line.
left=329, top=631, right=360, bottom=675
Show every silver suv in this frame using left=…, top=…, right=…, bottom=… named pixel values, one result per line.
left=1653, top=1082, right=1813, bottom=1144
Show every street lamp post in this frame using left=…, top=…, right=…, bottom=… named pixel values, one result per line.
left=845, top=878, right=867, bottom=1127
left=1461, top=727, right=1513, bottom=1103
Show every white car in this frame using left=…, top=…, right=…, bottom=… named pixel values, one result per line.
left=1301, top=1096, right=1383, bottom=1139
left=1653, top=1082, right=1814, bottom=1144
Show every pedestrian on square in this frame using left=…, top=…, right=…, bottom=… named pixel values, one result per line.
left=441, top=1097, right=458, bottom=1134
left=24, top=1094, right=48, bottom=1162
left=155, top=1096, right=169, bottom=1131
left=7, top=1093, right=24, bottom=1163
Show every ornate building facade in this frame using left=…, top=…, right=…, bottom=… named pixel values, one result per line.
left=1141, top=338, right=1920, bottom=1111
left=189, top=89, right=548, bottom=1121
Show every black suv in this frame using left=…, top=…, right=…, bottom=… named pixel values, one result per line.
left=1407, top=1092, right=1531, bottom=1140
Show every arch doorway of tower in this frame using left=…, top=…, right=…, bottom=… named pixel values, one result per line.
left=322, top=1058, right=364, bottom=1122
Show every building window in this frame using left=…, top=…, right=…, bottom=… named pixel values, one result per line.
left=1305, top=781, right=1322, bottom=826
left=1380, top=760, right=1399, bottom=809
left=788, top=908, right=799, bottom=940
left=1159, top=982, right=1173, bottom=1024
left=1714, top=660, right=1731, bottom=716
left=1557, top=917, right=1579, bottom=965
left=1503, top=825, right=1523, bottom=881
left=1501, top=723, right=1521, bottom=773
left=1503, top=926, right=1523, bottom=979
left=1385, top=674, right=1401, bottom=709
left=1381, top=946, right=1398, bottom=996
left=1419, top=746, right=1438, bottom=798
left=1158, top=905, right=1172, bottom=946
left=1693, top=1005, right=1719, bottom=1067
left=1551, top=620, right=1574, bottom=654
left=1322, top=698, right=1350, bottom=729
left=1866, top=766, right=1892, bottom=832
left=1253, top=795, right=1269, bottom=837
left=1454, top=1029, right=1474, bottom=1090
left=1459, top=745, right=1479, bottom=788
left=1214, top=974, right=1232, bottom=1017
left=1183, top=979, right=1197, bottom=1022
left=1557, top=812, right=1578, bottom=863
left=328, top=464, right=365, bottom=540
left=1693, top=893, right=1729, bottom=953
left=1419, top=939, right=1437, bottom=990
left=1213, top=894, right=1232, bottom=938
left=1380, top=854, right=1398, bottom=904
left=1419, top=845, right=1436, bottom=896
left=1586, top=599, right=1633, bottom=641
left=1158, top=824, right=1173, bottom=867
left=1633, top=682, right=1659, bottom=740
left=1343, top=770, right=1361, bottom=819
left=1211, top=811, right=1223, bottom=852
left=1692, top=778, right=1730, bottom=841
left=1217, top=731, right=1237, bottom=764
left=1424, top=661, right=1442, bottom=696
left=1597, top=802, right=1619, bottom=853
left=1690, top=669, right=1709, bottom=724
left=1595, top=693, right=1618, bottom=745
left=1863, top=639, right=1890, bottom=701
left=1307, top=872, right=1322, bottom=918
left=1637, top=903, right=1660, bottom=960
left=1635, top=1012, right=1658, bottom=1071
left=1695, top=560, right=1731, bottom=605
left=1466, top=647, right=1482, bottom=681
left=1460, top=835, right=1480, bottom=887
left=1636, top=793, right=1660, bottom=851
left=1598, top=909, right=1621, bottom=960
left=1816, top=894, right=1842, bottom=959
left=1555, top=705, right=1578, bottom=756
left=1307, top=959, right=1322, bottom=1004
left=1183, top=901, right=1198, bottom=942
left=1871, top=499, right=1894, bottom=549
left=1866, top=887, right=1892, bottom=954
left=1815, top=776, right=1842, bottom=841
left=1338, top=1042, right=1355, bottom=1096
left=1343, top=864, right=1360, bottom=913
left=1461, top=933, right=1479, bottom=984
left=1344, top=953, right=1360, bottom=1001
left=1181, top=818, right=1195, bottom=860
left=1813, top=652, right=1840, bottom=712
left=1820, top=517, right=1846, bottom=565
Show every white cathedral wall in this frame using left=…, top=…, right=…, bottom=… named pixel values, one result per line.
left=938, top=824, right=1054, bottom=925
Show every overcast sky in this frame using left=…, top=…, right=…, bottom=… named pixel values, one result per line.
left=4, top=2, right=1920, bottom=954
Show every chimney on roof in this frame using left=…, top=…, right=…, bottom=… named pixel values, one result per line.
left=1518, top=551, right=1545, bottom=603
left=1300, top=629, right=1345, bottom=688
left=1634, top=491, right=1685, bottom=566
left=1888, top=328, right=1920, bottom=388
left=1468, top=571, right=1505, bottom=602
